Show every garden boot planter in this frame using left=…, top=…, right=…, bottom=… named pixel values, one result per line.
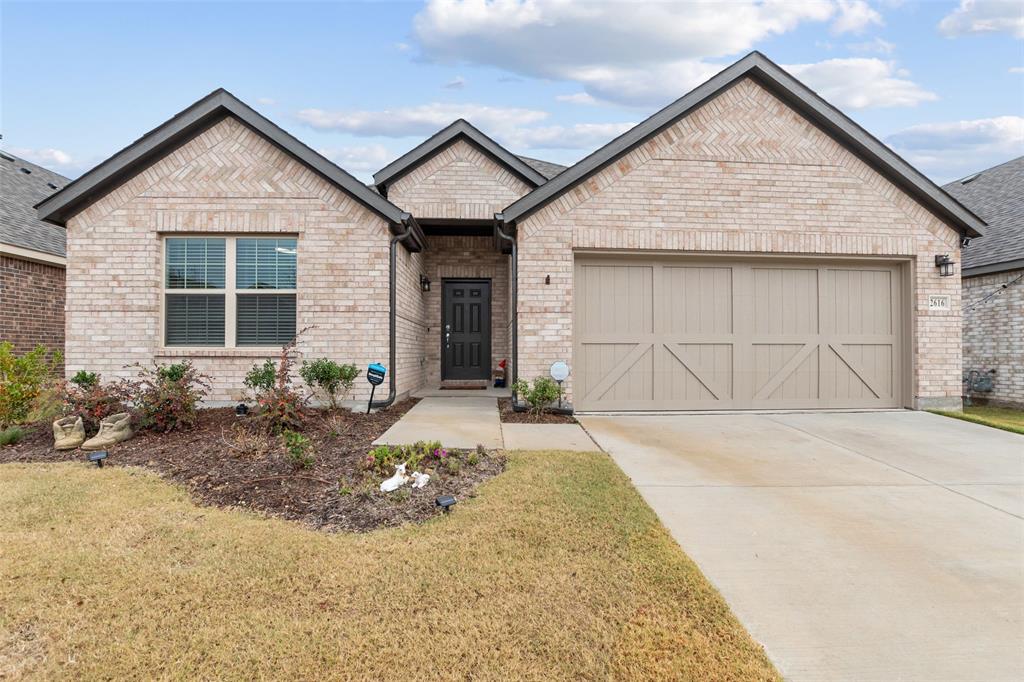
left=82, top=412, right=134, bottom=450
left=53, top=416, right=86, bottom=450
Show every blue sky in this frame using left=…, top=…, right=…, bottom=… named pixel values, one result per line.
left=2, top=0, right=1022, bottom=184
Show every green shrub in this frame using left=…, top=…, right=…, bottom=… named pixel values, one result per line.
left=512, top=376, right=561, bottom=415
left=70, top=370, right=99, bottom=389
left=282, top=430, right=314, bottom=469
left=0, top=343, right=63, bottom=428
left=128, top=362, right=210, bottom=432
left=300, top=359, right=359, bottom=409
left=364, top=444, right=399, bottom=475
left=26, top=380, right=64, bottom=424
left=244, top=360, right=277, bottom=394
left=0, top=426, right=26, bottom=446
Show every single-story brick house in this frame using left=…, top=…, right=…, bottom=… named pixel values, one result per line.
left=942, top=156, right=1023, bottom=408
left=37, top=52, right=984, bottom=412
left=1, top=152, right=69, bottom=367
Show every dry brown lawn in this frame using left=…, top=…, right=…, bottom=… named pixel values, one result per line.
left=1, top=451, right=778, bottom=681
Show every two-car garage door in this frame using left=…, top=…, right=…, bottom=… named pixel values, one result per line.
left=574, top=256, right=907, bottom=411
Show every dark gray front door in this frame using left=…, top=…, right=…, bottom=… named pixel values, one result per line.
left=442, top=279, right=491, bottom=381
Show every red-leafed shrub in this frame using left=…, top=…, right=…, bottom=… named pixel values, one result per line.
left=129, top=362, right=211, bottom=433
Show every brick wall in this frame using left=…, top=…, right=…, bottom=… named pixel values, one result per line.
left=0, top=255, right=65, bottom=370
left=387, top=139, right=531, bottom=220
left=962, top=268, right=1024, bottom=407
left=516, top=77, right=964, bottom=410
left=421, top=236, right=510, bottom=385
left=64, top=116, right=416, bottom=403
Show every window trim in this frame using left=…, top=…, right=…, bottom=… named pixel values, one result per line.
left=161, top=234, right=297, bottom=350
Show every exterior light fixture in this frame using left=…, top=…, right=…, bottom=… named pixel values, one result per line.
left=420, top=274, right=431, bottom=292
left=235, top=403, right=249, bottom=417
left=88, top=451, right=108, bottom=468
left=935, top=254, right=955, bottom=277
left=435, top=495, right=457, bottom=513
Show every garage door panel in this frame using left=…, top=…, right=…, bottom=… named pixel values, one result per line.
left=575, top=257, right=904, bottom=411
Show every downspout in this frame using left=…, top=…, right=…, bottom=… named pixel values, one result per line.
left=370, top=212, right=417, bottom=409
left=494, top=213, right=518, bottom=385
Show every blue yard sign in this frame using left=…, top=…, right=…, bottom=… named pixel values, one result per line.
left=366, top=363, right=387, bottom=412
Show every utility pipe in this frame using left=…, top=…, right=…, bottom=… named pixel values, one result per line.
left=494, top=213, right=518, bottom=386
left=370, top=214, right=417, bottom=409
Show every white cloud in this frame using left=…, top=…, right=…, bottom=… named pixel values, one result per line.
left=886, top=116, right=1024, bottom=182
left=6, top=147, right=75, bottom=167
left=786, top=58, right=937, bottom=108
left=504, top=122, right=636, bottom=150
left=296, top=102, right=548, bottom=137
left=413, top=0, right=836, bottom=106
left=831, top=0, right=884, bottom=34
left=319, top=144, right=393, bottom=174
left=556, top=92, right=599, bottom=106
left=443, top=75, right=467, bottom=90
left=411, top=1, right=931, bottom=109
left=939, top=0, right=1024, bottom=38
left=1011, top=66, right=1024, bottom=73
left=847, top=36, right=896, bottom=54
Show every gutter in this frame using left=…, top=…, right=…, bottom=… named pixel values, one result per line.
left=494, top=213, right=518, bottom=385
left=370, top=212, right=419, bottom=409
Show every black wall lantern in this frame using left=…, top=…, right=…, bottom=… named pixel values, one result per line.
left=419, top=274, right=431, bottom=292
left=935, top=254, right=955, bottom=277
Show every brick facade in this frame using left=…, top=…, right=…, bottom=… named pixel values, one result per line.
left=516, top=78, right=964, bottom=410
left=0, top=255, right=65, bottom=369
left=65, top=116, right=411, bottom=403
left=387, top=139, right=531, bottom=221
left=962, top=269, right=1024, bottom=407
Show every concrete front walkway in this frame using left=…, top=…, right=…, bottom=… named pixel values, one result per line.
left=580, top=410, right=1024, bottom=682
left=374, top=397, right=598, bottom=451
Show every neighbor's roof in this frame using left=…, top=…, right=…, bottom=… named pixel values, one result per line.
left=500, top=51, right=985, bottom=239
left=36, top=89, right=423, bottom=249
left=373, top=119, right=549, bottom=192
left=0, top=151, right=70, bottom=259
left=943, top=156, right=1024, bottom=276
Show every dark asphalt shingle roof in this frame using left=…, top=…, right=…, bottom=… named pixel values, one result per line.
left=0, top=152, right=69, bottom=258
left=516, top=155, right=567, bottom=180
left=942, top=155, right=1024, bottom=274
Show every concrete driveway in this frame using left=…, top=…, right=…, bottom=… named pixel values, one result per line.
left=580, top=411, right=1024, bottom=682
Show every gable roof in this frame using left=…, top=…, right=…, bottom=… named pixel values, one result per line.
left=372, top=119, right=549, bottom=193
left=942, top=156, right=1024, bottom=276
left=1, top=151, right=70, bottom=261
left=36, top=89, right=422, bottom=247
left=500, top=51, right=985, bottom=239
left=517, top=155, right=567, bottom=180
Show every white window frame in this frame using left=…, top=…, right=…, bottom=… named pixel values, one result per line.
left=161, top=234, right=297, bottom=349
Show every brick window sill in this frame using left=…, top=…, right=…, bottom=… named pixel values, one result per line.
left=155, top=347, right=282, bottom=359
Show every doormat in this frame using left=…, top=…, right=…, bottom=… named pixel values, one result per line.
left=440, top=384, right=488, bottom=390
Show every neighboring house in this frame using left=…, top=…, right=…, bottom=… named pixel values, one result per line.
left=1, top=152, right=69, bottom=366
left=37, top=52, right=984, bottom=411
left=942, top=156, right=1024, bottom=408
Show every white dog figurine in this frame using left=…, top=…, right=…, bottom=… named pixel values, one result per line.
left=380, top=463, right=411, bottom=492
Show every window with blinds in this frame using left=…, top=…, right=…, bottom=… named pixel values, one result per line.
left=163, top=236, right=296, bottom=347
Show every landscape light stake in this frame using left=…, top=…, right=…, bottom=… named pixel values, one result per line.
left=88, top=451, right=108, bottom=468
left=436, top=495, right=457, bottom=514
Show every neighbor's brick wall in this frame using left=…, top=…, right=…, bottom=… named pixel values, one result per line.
left=517, top=77, right=964, bottom=410
left=387, top=139, right=532, bottom=220
left=421, top=236, right=510, bottom=385
left=0, top=255, right=65, bottom=370
left=64, top=115, right=417, bottom=403
left=962, top=269, right=1024, bottom=407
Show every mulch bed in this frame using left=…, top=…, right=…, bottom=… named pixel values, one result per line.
left=0, top=399, right=506, bottom=533
left=498, top=398, right=577, bottom=424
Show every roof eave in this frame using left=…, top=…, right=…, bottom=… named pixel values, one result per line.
left=36, top=89, right=409, bottom=229
left=962, top=258, right=1024, bottom=278
left=501, top=51, right=986, bottom=239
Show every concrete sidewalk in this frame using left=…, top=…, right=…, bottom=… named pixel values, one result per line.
left=582, top=410, right=1024, bottom=682
left=374, top=397, right=598, bottom=451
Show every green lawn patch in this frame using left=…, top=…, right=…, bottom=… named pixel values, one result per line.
left=0, top=452, right=778, bottom=681
left=930, top=406, right=1024, bottom=435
